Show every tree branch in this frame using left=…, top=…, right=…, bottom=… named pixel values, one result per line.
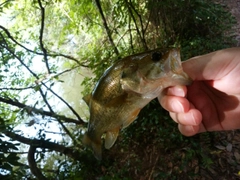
left=40, top=82, right=82, bottom=122
left=48, top=52, right=89, bottom=67
left=2, top=129, right=83, bottom=160
left=38, top=86, right=77, bottom=145
left=0, top=0, right=13, bottom=7
left=128, top=0, right=145, bottom=36
left=37, top=0, right=50, bottom=74
left=0, top=96, right=85, bottom=125
left=0, top=86, right=36, bottom=91
left=0, top=25, right=88, bottom=67
left=0, top=39, right=39, bottom=79
left=124, top=0, right=148, bottom=50
left=28, top=146, right=47, bottom=180
left=1, top=35, right=85, bottom=145
left=128, top=17, right=134, bottom=52
left=94, top=0, right=119, bottom=56
left=1, top=38, right=84, bottom=123
left=0, top=65, right=80, bottom=90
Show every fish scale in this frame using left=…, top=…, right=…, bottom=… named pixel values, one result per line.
left=82, top=48, right=192, bottom=160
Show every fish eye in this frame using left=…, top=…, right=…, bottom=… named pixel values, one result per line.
left=151, top=52, right=162, bottom=62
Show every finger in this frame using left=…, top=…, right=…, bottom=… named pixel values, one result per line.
left=182, top=47, right=240, bottom=81
left=160, top=96, right=190, bottom=113
left=178, top=122, right=207, bottom=137
left=178, top=124, right=200, bottom=136
left=165, top=85, right=187, bottom=97
left=170, top=108, right=202, bottom=126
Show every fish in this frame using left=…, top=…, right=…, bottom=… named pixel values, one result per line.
left=82, top=48, right=192, bottom=160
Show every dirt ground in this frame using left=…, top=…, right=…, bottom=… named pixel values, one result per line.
left=198, top=130, right=240, bottom=180
left=217, top=0, right=240, bottom=46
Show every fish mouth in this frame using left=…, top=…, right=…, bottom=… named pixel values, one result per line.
left=169, top=49, right=192, bottom=85
left=172, top=71, right=192, bottom=85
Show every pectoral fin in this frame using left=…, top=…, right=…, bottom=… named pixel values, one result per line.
left=104, top=128, right=120, bottom=149
left=105, top=93, right=127, bottom=107
left=120, top=71, right=146, bottom=94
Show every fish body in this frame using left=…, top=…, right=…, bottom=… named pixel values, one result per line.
left=83, top=48, right=191, bottom=160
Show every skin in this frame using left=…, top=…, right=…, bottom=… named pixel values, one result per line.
left=159, top=47, right=240, bottom=136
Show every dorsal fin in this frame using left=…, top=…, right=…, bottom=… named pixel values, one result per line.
left=83, top=94, right=92, bottom=106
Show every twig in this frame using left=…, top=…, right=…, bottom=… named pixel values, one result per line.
left=147, top=147, right=160, bottom=180
left=37, top=0, right=50, bottom=74
left=0, top=41, right=39, bottom=79
left=0, top=25, right=87, bottom=66
left=44, top=130, right=66, bottom=135
left=128, top=18, right=134, bottom=52
left=94, top=0, right=119, bottom=56
left=28, top=146, right=47, bottom=180
left=35, top=65, right=81, bottom=84
left=48, top=52, right=89, bottom=67
left=0, top=86, right=36, bottom=91
left=2, top=129, right=83, bottom=160
left=128, top=0, right=145, bottom=36
left=0, top=96, right=85, bottom=124
left=40, top=82, right=82, bottom=121
left=38, top=86, right=77, bottom=144
left=0, top=0, right=13, bottom=7
left=1, top=39, right=84, bottom=124
left=1, top=14, right=85, bottom=144
left=124, top=0, right=148, bottom=50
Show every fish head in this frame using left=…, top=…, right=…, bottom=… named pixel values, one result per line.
left=121, top=48, right=192, bottom=97
left=135, top=48, right=191, bottom=83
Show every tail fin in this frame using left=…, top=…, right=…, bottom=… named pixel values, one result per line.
left=82, top=133, right=102, bottom=160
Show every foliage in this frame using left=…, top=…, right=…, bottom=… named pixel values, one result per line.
left=0, top=0, right=238, bottom=179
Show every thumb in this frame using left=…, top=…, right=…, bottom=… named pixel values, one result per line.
left=182, top=48, right=240, bottom=81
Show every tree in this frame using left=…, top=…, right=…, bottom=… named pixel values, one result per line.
left=0, top=0, right=237, bottom=179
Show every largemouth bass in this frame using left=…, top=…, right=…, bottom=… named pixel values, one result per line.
left=83, top=48, right=191, bottom=160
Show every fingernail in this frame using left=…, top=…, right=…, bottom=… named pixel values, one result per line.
left=171, top=100, right=184, bottom=112
left=168, top=86, right=186, bottom=97
left=191, top=112, right=198, bottom=125
left=175, top=86, right=185, bottom=97
left=190, top=110, right=201, bottom=126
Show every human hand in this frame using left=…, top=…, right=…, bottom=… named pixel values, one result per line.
left=159, top=47, right=240, bottom=136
